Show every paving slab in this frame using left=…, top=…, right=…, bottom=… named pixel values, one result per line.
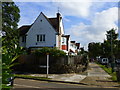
left=30, top=74, right=86, bottom=83
left=80, top=63, right=120, bottom=88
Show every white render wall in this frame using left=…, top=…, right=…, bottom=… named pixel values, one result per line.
left=26, top=13, right=57, bottom=48
left=56, top=35, right=59, bottom=48
left=60, top=19, right=64, bottom=35
left=70, top=43, right=77, bottom=53
left=61, top=37, right=67, bottom=45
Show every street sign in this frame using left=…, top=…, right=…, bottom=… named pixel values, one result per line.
left=39, top=65, right=47, bottom=68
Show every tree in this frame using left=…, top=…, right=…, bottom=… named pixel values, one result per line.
left=2, top=2, right=20, bottom=89
left=88, top=42, right=102, bottom=59
left=88, top=28, right=119, bottom=61
left=105, top=28, right=119, bottom=60
left=2, top=2, right=20, bottom=51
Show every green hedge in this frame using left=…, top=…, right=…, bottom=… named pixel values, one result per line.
left=32, top=47, right=67, bottom=57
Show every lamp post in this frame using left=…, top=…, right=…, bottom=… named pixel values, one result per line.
left=110, top=31, right=115, bottom=72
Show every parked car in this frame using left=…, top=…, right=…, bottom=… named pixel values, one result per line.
left=100, top=58, right=109, bottom=65
left=115, top=59, right=120, bottom=66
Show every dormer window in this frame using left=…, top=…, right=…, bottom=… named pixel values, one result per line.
left=40, top=19, right=42, bottom=22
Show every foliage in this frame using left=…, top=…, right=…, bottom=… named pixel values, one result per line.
left=88, top=42, right=102, bottom=59
left=78, top=48, right=89, bottom=67
left=97, top=63, right=117, bottom=81
left=2, top=2, right=20, bottom=89
left=14, top=74, right=50, bottom=80
left=32, top=47, right=67, bottom=57
left=50, top=63, right=86, bottom=74
left=88, top=28, right=119, bottom=59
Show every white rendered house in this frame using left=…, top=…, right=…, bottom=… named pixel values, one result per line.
left=19, top=12, right=70, bottom=53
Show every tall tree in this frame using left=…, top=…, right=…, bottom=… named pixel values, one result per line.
left=105, top=28, right=119, bottom=60
left=2, top=2, right=20, bottom=51
left=2, top=2, right=20, bottom=88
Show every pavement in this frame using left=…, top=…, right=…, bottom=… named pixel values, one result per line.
left=30, top=74, right=87, bottom=83
left=15, top=62, right=120, bottom=88
left=80, top=63, right=120, bottom=88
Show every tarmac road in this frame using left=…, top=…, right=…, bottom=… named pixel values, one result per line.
left=12, top=78, right=94, bottom=89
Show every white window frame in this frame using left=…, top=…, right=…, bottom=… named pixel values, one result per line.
left=37, top=34, right=45, bottom=42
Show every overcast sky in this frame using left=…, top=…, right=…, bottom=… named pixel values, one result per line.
left=15, top=1, right=119, bottom=50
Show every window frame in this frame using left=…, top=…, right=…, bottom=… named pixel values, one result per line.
left=37, top=34, right=46, bottom=42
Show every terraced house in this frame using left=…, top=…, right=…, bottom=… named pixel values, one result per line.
left=19, top=12, right=80, bottom=55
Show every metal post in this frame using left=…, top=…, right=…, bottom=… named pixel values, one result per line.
left=46, top=54, right=49, bottom=78
left=110, top=31, right=115, bottom=72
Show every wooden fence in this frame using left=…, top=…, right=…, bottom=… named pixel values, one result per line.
left=13, top=54, right=83, bottom=73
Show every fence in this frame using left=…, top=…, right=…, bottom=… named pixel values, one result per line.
left=17, top=54, right=79, bottom=65
left=14, top=54, right=84, bottom=73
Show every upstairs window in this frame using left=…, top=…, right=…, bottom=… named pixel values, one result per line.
left=37, top=34, right=45, bottom=42
left=22, top=36, right=26, bottom=42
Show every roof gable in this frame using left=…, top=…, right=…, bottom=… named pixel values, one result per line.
left=19, top=12, right=62, bottom=36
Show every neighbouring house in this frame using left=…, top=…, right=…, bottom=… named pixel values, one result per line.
left=69, top=41, right=80, bottom=55
left=19, top=12, right=80, bottom=55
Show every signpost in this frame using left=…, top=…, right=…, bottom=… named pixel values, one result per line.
left=46, top=53, right=49, bottom=78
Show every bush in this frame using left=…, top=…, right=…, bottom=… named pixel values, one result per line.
left=32, top=47, right=67, bottom=57
left=49, top=63, right=85, bottom=74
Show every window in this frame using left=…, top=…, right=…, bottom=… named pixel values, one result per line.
left=22, top=36, right=26, bottom=42
left=37, top=34, right=45, bottom=42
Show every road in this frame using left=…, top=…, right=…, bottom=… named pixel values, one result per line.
left=12, top=78, right=93, bottom=89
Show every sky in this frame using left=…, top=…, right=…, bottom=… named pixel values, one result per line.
left=14, top=1, right=119, bottom=50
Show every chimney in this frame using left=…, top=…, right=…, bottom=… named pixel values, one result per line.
left=57, top=13, right=61, bottom=33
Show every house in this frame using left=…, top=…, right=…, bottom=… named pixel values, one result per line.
left=19, top=12, right=69, bottom=53
left=69, top=41, right=80, bottom=55
left=19, top=12, right=80, bottom=55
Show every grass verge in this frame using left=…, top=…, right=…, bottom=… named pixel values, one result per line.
left=97, top=63, right=117, bottom=81
left=14, top=74, right=50, bottom=80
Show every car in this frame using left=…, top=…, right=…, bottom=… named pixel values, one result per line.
left=100, top=58, right=109, bottom=65
left=115, top=59, right=120, bottom=65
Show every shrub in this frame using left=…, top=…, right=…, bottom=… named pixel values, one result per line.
left=32, top=47, right=66, bottom=57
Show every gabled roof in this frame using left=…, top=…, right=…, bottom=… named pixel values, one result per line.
left=49, top=18, right=58, bottom=31
left=19, top=25, right=32, bottom=36
left=19, top=12, right=61, bottom=36
left=40, top=12, right=59, bottom=32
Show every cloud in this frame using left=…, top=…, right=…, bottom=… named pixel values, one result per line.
left=53, top=2, right=93, bottom=18
left=16, top=2, right=93, bottom=27
left=66, top=7, right=118, bottom=50
left=15, top=2, right=119, bottom=49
